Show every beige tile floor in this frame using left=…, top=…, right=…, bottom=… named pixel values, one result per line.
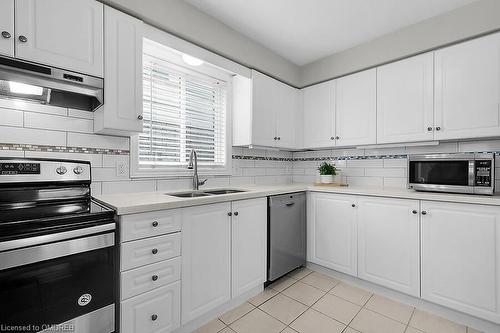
left=193, top=267, right=482, bottom=333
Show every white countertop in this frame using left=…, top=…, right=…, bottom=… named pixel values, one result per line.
left=93, top=184, right=500, bottom=215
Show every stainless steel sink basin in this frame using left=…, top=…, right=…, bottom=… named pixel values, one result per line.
left=203, top=189, right=246, bottom=195
left=169, top=191, right=212, bottom=198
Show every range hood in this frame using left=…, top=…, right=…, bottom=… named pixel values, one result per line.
left=0, top=56, right=103, bottom=111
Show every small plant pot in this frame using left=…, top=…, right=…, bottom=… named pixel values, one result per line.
left=320, top=175, right=334, bottom=184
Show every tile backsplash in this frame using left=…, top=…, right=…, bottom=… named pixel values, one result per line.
left=2, top=99, right=500, bottom=194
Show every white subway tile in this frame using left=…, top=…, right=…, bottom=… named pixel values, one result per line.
left=204, top=176, right=230, bottom=188
left=157, top=178, right=192, bottom=191
left=229, top=176, right=255, bottom=186
left=276, top=175, right=292, bottom=184
left=337, top=168, right=364, bottom=177
left=231, top=147, right=243, bottom=155
left=68, top=133, right=129, bottom=150
left=25, top=151, right=103, bottom=167
left=68, top=108, right=94, bottom=119
left=406, top=142, right=457, bottom=154
left=102, top=154, right=129, bottom=167
left=459, top=140, right=500, bottom=153
left=24, top=112, right=93, bottom=133
left=332, top=148, right=364, bottom=157
left=0, top=149, right=24, bottom=157
left=0, top=126, right=66, bottom=146
left=255, top=160, right=276, bottom=168
left=243, top=168, right=266, bottom=176
left=102, top=180, right=156, bottom=194
left=237, top=159, right=255, bottom=168
left=365, top=168, right=406, bottom=178
left=255, top=175, right=276, bottom=185
left=245, top=148, right=267, bottom=157
left=0, top=99, right=67, bottom=116
left=0, top=108, right=23, bottom=127
left=364, top=147, right=406, bottom=156
left=346, top=159, right=383, bottom=168
left=346, top=176, right=383, bottom=187
left=384, top=177, right=408, bottom=189
left=292, top=168, right=305, bottom=175
left=91, top=167, right=128, bottom=181
left=266, top=168, right=287, bottom=176
left=292, top=175, right=315, bottom=184
left=90, top=182, right=102, bottom=196
left=383, top=158, right=408, bottom=167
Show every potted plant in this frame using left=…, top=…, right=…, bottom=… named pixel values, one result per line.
left=318, top=161, right=337, bottom=184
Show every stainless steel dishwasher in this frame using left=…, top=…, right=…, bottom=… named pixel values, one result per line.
left=268, top=192, right=306, bottom=282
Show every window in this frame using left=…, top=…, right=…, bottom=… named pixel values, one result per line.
left=132, top=39, right=231, bottom=177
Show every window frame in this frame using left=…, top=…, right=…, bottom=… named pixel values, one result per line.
left=131, top=39, right=233, bottom=179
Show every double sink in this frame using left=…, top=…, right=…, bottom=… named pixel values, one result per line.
left=168, top=189, right=246, bottom=198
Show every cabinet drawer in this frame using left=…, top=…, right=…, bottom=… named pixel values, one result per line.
left=121, top=209, right=181, bottom=242
left=121, top=281, right=180, bottom=333
left=121, top=233, right=181, bottom=271
left=121, top=257, right=181, bottom=300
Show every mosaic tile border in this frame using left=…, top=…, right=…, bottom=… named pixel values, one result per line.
left=0, top=143, right=129, bottom=155
left=232, top=155, right=294, bottom=161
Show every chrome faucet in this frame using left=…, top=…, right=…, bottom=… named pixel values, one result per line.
left=188, top=149, right=207, bottom=190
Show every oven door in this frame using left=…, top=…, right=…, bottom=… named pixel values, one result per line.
left=0, top=229, right=115, bottom=333
left=408, top=155, right=474, bottom=194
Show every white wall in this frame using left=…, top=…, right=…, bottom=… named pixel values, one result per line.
left=300, top=0, right=500, bottom=86
left=100, top=0, right=301, bottom=86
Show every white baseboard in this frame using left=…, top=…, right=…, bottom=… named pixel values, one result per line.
left=307, top=262, right=500, bottom=333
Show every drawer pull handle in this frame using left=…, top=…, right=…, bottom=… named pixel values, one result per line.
left=151, top=314, right=158, bottom=321
left=151, top=248, right=158, bottom=255
left=421, top=211, right=427, bottom=215
left=234, top=211, right=239, bottom=216
left=228, top=212, right=232, bottom=216
left=152, top=275, right=159, bottom=281
left=152, top=221, right=159, bottom=227
left=412, top=210, right=418, bottom=214
left=351, top=204, right=356, bottom=208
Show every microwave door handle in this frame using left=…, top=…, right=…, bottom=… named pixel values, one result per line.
left=469, top=160, right=475, bottom=186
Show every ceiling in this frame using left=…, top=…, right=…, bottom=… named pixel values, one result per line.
left=183, top=0, right=479, bottom=66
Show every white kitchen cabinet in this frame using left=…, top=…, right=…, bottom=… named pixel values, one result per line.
left=434, top=32, right=500, bottom=140
left=121, top=233, right=181, bottom=271
left=181, top=202, right=231, bottom=324
left=94, top=5, right=143, bottom=135
left=377, top=53, right=434, bottom=144
left=307, top=192, right=358, bottom=276
left=357, top=196, right=420, bottom=297
left=0, top=0, right=14, bottom=57
left=302, top=81, right=335, bottom=149
left=231, top=198, right=267, bottom=298
left=421, top=201, right=500, bottom=324
left=121, top=282, right=181, bottom=333
left=14, top=0, right=103, bottom=76
left=335, top=69, right=376, bottom=147
left=233, top=70, right=300, bottom=149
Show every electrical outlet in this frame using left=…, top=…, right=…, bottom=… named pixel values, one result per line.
left=117, top=161, right=127, bottom=176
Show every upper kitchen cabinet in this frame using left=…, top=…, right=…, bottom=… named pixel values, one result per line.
left=434, top=32, right=500, bottom=140
left=335, top=69, right=376, bottom=147
left=302, top=81, right=335, bottom=149
left=14, top=0, right=103, bottom=77
left=377, top=53, right=434, bottom=144
left=94, top=6, right=143, bottom=135
left=0, top=0, right=14, bottom=57
left=233, top=70, right=300, bottom=149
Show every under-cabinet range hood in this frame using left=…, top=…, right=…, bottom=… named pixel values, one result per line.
left=0, top=56, right=103, bottom=111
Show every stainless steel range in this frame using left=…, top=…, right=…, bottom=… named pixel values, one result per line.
left=0, top=158, right=116, bottom=333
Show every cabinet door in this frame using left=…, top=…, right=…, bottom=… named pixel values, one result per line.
left=15, top=0, right=103, bottom=76
left=377, top=53, right=434, bottom=144
left=95, top=6, right=143, bottom=134
left=307, top=192, right=357, bottom=276
left=181, top=203, right=231, bottom=324
left=121, top=282, right=181, bottom=333
left=302, top=81, right=335, bottom=149
left=0, top=0, right=14, bottom=57
left=276, top=83, right=299, bottom=149
left=357, top=197, right=420, bottom=297
left=335, top=69, right=376, bottom=147
left=435, top=32, right=500, bottom=140
left=421, top=201, right=500, bottom=324
left=231, top=198, right=267, bottom=298
left=251, top=70, right=277, bottom=147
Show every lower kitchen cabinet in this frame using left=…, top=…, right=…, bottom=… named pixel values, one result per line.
left=121, top=282, right=181, bottom=333
left=421, top=201, right=500, bottom=324
left=231, top=198, right=267, bottom=298
left=181, top=202, right=232, bottom=324
left=357, top=196, right=420, bottom=297
left=307, top=192, right=358, bottom=275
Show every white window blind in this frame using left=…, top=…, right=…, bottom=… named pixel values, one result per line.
left=139, top=53, right=227, bottom=171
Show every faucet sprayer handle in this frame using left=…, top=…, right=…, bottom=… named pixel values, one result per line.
left=199, top=179, right=208, bottom=186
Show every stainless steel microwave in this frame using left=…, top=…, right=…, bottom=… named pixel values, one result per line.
left=408, top=153, right=495, bottom=195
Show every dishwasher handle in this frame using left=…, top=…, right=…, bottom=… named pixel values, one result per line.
left=285, top=202, right=295, bottom=207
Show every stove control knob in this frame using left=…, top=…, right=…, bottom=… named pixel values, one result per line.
left=73, top=166, right=84, bottom=175
left=56, top=166, right=67, bottom=175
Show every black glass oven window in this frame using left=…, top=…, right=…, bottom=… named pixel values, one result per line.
left=0, top=246, right=115, bottom=333
left=409, top=161, right=469, bottom=186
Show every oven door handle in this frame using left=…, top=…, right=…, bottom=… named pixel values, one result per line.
left=0, top=229, right=114, bottom=270
left=0, top=222, right=115, bottom=252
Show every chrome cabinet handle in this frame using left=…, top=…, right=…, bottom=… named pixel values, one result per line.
left=330, top=136, right=334, bottom=140
left=151, top=248, right=158, bottom=254
left=151, top=314, right=158, bottom=321
left=351, top=204, right=356, bottom=207
left=18, top=35, right=28, bottom=43
left=335, top=136, right=340, bottom=140
left=427, top=127, right=433, bottom=131
left=227, top=212, right=232, bottom=216
left=435, top=127, right=441, bottom=131
left=152, top=221, right=158, bottom=227
left=1, top=31, right=11, bottom=39
left=137, top=115, right=143, bottom=120
left=234, top=211, right=239, bottom=216
left=152, top=275, right=158, bottom=281
left=412, top=210, right=418, bottom=214
left=273, top=137, right=277, bottom=140
left=421, top=211, right=427, bottom=215
left=277, top=137, right=281, bottom=140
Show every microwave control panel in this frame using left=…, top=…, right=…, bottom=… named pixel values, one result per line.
left=475, top=160, right=492, bottom=187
